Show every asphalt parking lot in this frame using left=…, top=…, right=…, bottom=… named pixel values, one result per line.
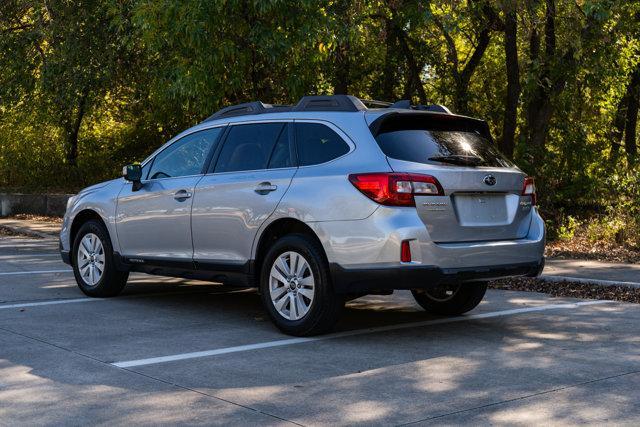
left=1, top=234, right=639, bottom=426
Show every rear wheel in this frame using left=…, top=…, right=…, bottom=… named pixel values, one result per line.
left=260, top=234, right=344, bottom=336
left=72, top=220, right=128, bottom=297
left=412, top=282, right=487, bottom=315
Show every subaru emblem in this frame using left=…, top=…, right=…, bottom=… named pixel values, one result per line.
left=483, top=174, right=496, bottom=186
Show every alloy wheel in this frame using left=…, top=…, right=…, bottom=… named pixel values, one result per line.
left=76, top=233, right=105, bottom=286
left=269, top=251, right=315, bottom=320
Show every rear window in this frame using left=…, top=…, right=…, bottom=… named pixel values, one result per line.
left=295, top=123, right=350, bottom=166
left=375, top=130, right=514, bottom=168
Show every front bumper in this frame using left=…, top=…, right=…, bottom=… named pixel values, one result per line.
left=59, top=239, right=71, bottom=265
left=331, top=258, right=544, bottom=293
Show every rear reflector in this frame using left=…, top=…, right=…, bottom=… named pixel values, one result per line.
left=522, top=177, right=537, bottom=205
left=348, top=173, right=444, bottom=206
left=401, top=240, right=412, bottom=263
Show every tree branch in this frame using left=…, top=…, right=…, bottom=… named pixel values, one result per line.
left=1, top=23, right=34, bottom=33
left=459, top=27, right=491, bottom=85
left=432, top=16, right=459, bottom=74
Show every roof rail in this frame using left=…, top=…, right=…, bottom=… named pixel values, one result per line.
left=390, top=100, right=452, bottom=114
left=360, top=99, right=392, bottom=108
left=203, top=101, right=291, bottom=122
left=202, top=95, right=452, bottom=122
left=293, top=95, right=366, bottom=112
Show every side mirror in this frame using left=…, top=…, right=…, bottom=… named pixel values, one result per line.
left=122, top=164, right=143, bottom=191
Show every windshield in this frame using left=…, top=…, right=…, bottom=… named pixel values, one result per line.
left=375, top=129, right=514, bottom=168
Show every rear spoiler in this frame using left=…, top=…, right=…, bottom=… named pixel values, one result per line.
left=368, top=111, right=494, bottom=143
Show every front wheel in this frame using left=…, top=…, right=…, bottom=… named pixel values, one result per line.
left=412, top=282, right=487, bottom=315
left=260, top=234, right=344, bottom=336
left=72, top=220, right=128, bottom=297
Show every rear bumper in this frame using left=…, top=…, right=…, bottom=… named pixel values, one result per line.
left=310, top=205, right=546, bottom=270
left=331, top=258, right=544, bottom=293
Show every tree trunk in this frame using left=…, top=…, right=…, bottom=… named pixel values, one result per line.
left=525, top=0, right=556, bottom=159
left=543, top=0, right=556, bottom=59
left=500, top=6, right=520, bottom=157
left=454, top=28, right=492, bottom=114
left=331, top=0, right=352, bottom=96
left=65, top=90, right=89, bottom=166
left=624, top=67, right=640, bottom=161
left=611, top=93, right=629, bottom=157
left=332, top=41, right=350, bottom=95
left=381, top=19, right=397, bottom=101
left=528, top=101, right=553, bottom=150
left=395, top=29, right=428, bottom=104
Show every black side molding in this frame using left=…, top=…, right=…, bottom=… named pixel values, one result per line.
left=113, top=253, right=254, bottom=286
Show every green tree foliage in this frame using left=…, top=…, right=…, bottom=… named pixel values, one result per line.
left=1, top=0, right=639, bottom=237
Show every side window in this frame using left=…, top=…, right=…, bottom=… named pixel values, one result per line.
left=148, top=128, right=221, bottom=180
left=267, top=124, right=293, bottom=169
left=214, top=123, right=287, bottom=173
left=295, top=123, right=350, bottom=166
left=141, top=160, right=152, bottom=180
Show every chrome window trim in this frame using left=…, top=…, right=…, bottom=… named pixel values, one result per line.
left=203, top=166, right=298, bottom=177
left=140, top=118, right=355, bottom=178
left=139, top=173, right=205, bottom=184
left=140, top=124, right=228, bottom=169
left=141, top=124, right=227, bottom=182
left=204, top=120, right=295, bottom=176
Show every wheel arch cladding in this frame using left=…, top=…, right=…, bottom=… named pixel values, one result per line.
left=254, top=218, right=327, bottom=277
left=70, top=210, right=108, bottom=249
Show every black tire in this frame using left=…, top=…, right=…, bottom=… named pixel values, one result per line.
left=412, top=282, right=487, bottom=315
left=260, top=233, right=344, bottom=336
left=72, top=220, right=128, bottom=297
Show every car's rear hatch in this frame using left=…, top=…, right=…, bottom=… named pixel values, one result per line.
left=369, top=111, right=533, bottom=243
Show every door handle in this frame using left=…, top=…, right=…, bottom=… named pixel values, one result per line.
left=254, top=182, right=278, bottom=195
left=174, top=190, right=192, bottom=201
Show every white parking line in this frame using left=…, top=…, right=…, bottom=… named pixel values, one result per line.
left=112, top=300, right=611, bottom=368
left=0, top=288, right=248, bottom=311
left=0, top=298, right=96, bottom=310
left=0, top=269, right=72, bottom=276
left=0, top=253, right=62, bottom=258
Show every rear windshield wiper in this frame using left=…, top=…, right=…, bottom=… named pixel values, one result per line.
left=428, top=155, right=482, bottom=166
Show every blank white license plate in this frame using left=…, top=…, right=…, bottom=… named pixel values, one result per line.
left=453, top=194, right=508, bottom=226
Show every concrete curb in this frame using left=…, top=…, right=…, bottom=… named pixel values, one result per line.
left=540, top=274, right=640, bottom=289
left=0, top=224, right=57, bottom=239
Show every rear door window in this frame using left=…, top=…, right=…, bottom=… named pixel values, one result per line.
left=375, top=129, right=513, bottom=168
left=267, top=124, right=294, bottom=169
left=214, top=123, right=289, bottom=173
left=295, top=123, right=350, bottom=166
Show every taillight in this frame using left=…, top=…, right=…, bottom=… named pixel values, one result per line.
left=348, top=173, right=444, bottom=206
left=522, top=177, right=537, bottom=205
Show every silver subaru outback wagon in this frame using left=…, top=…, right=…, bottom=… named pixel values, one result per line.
left=60, top=95, right=545, bottom=336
